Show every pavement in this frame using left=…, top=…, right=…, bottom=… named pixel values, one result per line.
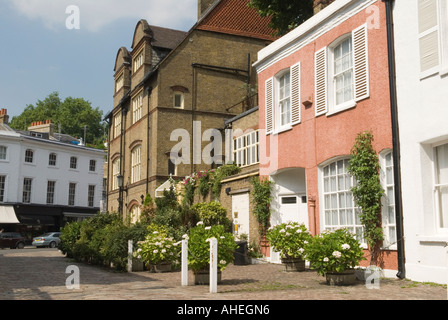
left=0, top=247, right=446, bottom=302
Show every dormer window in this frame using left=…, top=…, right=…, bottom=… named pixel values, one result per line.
left=115, top=73, right=124, bottom=92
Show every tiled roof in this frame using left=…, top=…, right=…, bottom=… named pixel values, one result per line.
left=149, top=25, right=188, bottom=50
left=196, top=0, right=277, bottom=41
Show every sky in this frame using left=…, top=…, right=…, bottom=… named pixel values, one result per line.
left=0, top=0, right=198, bottom=120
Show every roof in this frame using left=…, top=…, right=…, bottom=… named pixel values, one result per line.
left=196, top=0, right=277, bottom=41
left=149, top=25, right=188, bottom=50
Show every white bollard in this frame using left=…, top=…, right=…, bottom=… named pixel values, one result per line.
left=181, top=239, right=188, bottom=286
left=127, top=240, right=133, bottom=273
left=209, top=237, right=218, bottom=294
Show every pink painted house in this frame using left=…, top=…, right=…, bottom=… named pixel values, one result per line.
left=254, top=0, right=399, bottom=275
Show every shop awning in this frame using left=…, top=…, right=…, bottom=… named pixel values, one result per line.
left=0, top=206, right=20, bottom=224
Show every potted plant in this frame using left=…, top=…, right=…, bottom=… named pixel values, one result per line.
left=266, top=222, right=312, bottom=272
left=306, top=228, right=366, bottom=286
left=134, top=224, right=181, bottom=273
left=187, top=222, right=238, bottom=285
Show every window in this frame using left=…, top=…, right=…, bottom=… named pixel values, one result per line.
left=315, top=24, right=369, bottom=117
left=115, top=73, right=124, bottom=93
left=114, top=113, right=122, bottom=139
left=112, top=158, right=121, bottom=190
left=89, top=160, right=96, bottom=172
left=132, top=90, right=143, bottom=124
left=48, top=153, right=57, bottom=166
left=70, top=157, right=77, bottom=169
left=46, top=181, right=56, bottom=204
left=0, top=176, right=5, bottom=202
left=22, top=178, right=32, bottom=203
left=434, top=143, right=448, bottom=229
left=130, top=205, right=141, bottom=224
left=133, top=49, right=144, bottom=73
left=88, top=185, right=95, bottom=207
left=322, top=159, right=364, bottom=243
left=233, top=130, right=259, bottom=167
left=25, top=149, right=34, bottom=163
left=68, top=183, right=76, bottom=206
left=131, top=146, right=141, bottom=184
left=265, top=63, right=301, bottom=135
left=174, top=92, right=184, bottom=108
left=381, top=151, right=397, bottom=248
left=0, top=146, right=6, bottom=160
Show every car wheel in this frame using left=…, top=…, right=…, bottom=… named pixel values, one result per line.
left=16, top=242, right=25, bottom=249
left=49, top=241, right=56, bottom=248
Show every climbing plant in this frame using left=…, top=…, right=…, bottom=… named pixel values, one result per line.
left=348, top=131, right=385, bottom=264
left=250, top=177, right=273, bottom=237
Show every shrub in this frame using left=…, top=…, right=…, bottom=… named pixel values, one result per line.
left=191, top=201, right=232, bottom=232
left=266, top=222, right=312, bottom=260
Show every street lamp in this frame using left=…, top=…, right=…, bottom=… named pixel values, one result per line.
left=117, top=174, right=124, bottom=215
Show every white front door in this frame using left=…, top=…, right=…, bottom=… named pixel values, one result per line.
left=232, top=193, right=250, bottom=240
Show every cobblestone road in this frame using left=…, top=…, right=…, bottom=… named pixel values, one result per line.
left=0, top=248, right=446, bottom=301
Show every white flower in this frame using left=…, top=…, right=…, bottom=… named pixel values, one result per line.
left=280, top=229, right=286, bottom=233
left=161, top=249, right=166, bottom=253
left=137, top=255, right=141, bottom=259
left=153, top=249, right=158, bottom=254
left=197, top=221, right=204, bottom=226
left=323, top=257, right=329, bottom=262
left=205, top=226, right=211, bottom=230
left=219, top=260, right=226, bottom=265
left=298, top=248, right=305, bottom=254
left=304, top=240, right=308, bottom=244
left=153, top=231, right=159, bottom=234
left=296, top=229, right=302, bottom=233
left=182, top=234, right=189, bottom=239
left=220, top=236, right=225, bottom=239
left=137, top=248, right=142, bottom=252
left=332, top=251, right=342, bottom=258
left=342, top=243, right=351, bottom=250
left=285, top=232, right=290, bottom=236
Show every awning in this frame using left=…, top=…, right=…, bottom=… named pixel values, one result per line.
left=0, top=206, right=20, bottom=224
left=63, top=212, right=96, bottom=219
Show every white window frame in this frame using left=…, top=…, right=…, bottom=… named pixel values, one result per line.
left=89, top=159, right=96, bottom=172
left=380, top=150, right=397, bottom=249
left=131, top=146, right=141, bottom=184
left=114, top=113, right=122, bottom=139
left=132, top=90, right=143, bottom=124
left=68, top=182, right=76, bottom=206
left=277, top=70, right=292, bottom=130
left=70, top=156, right=78, bottom=170
left=174, top=92, right=184, bottom=109
left=0, top=146, right=7, bottom=161
left=46, top=180, right=56, bottom=205
left=88, top=185, right=95, bottom=207
left=133, top=49, right=144, bottom=73
left=24, top=149, right=34, bottom=164
left=233, top=130, right=259, bottom=167
left=0, top=175, right=6, bottom=203
left=320, top=157, right=366, bottom=245
left=22, top=178, right=32, bottom=204
left=48, top=153, right=57, bottom=167
left=115, top=72, right=124, bottom=93
left=433, top=142, right=448, bottom=232
left=112, top=158, right=121, bottom=190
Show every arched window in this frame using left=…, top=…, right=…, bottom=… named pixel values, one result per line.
left=131, top=146, right=141, bottom=184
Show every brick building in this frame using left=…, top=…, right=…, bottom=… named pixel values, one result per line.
left=105, top=0, right=275, bottom=221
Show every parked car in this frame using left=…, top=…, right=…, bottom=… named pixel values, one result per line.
left=32, top=232, right=61, bottom=248
left=0, top=232, right=26, bottom=249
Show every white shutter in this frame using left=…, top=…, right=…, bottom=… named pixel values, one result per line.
left=353, top=24, right=370, bottom=102
left=265, top=77, right=274, bottom=135
left=418, top=0, right=440, bottom=74
left=315, top=47, right=328, bottom=116
left=290, top=62, right=301, bottom=125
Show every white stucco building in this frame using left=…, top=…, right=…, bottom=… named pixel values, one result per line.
left=0, top=110, right=105, bottom=239
left=393, top=0, right=448, bottom=284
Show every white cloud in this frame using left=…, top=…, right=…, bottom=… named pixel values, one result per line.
left=9, top=0, right=197, bottom=32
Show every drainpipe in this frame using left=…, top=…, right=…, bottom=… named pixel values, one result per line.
left=382, top=0, right=406, bottom=279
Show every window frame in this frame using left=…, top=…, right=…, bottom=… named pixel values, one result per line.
left=89, top=159, right=97, bottom=172
left=46, top=180, right=56, bottom=205
left=88, top=185, right=95, bottom=207
left=132, top=90, right=143, bottom=124
left=133, top=48, right=144, bottom=73
left=233, top=130, right=259, bottom=167
left=68, top=182, right=76, bottom=206
left=173, top=92, right=184, bottom=109
left=24, top=149, right=34, bottom=164
left=131, top=146, right=141, bottom=184
left=69, top=156, right=78, bottom=170
left=380, top=150, right=397, bottom=249
left=0, top=146, right=7, bottom=161
left=112, top=158, right=121, bottom=190
left=0, top=175, right=6, bottom=203
left=22, top=178, right=32, bottom=204
left=433, top=142, right=448, bottom=232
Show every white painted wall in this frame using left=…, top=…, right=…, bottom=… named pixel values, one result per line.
left=394, top=0, right=448, bottom=284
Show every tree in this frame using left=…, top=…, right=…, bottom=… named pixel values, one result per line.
left=9, top=92, right=107, bottom=149
left=249, top=0, right=314, bottom=36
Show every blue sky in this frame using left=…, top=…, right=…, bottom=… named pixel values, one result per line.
left=0, top=0, right=197, bottom=120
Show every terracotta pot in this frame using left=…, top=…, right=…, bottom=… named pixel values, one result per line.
left=325, top=269, right=357, bottom=286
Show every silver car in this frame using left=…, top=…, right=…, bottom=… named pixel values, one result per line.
left=32, top=232, right=61, bottom=248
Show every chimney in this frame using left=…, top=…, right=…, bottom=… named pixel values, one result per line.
left=28, top=119, right=54, bottom=136
left=313, top=0, right=336, bottom=15
left=198, top=0, right=216, bottom=20
left=0, top=109, right=9, bottom=125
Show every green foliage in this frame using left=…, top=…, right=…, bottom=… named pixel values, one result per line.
left=249, top=0, right=314, bottom=36
left=266, top=222, right=312, bottom=259
left=306, top=228, right=366, bottom=276
left=191, top=201, right=232, bottom=232
left=211, top=164, right=241, bottom=198
left=9, top=91, right=106, bottom=148
left=347, top=132, right=385, bottom=259
left=187, top=223, right=238, bottom=272
left=197, top=170, right=212, bottom=198
left=250, top=177, right=273, bottom=235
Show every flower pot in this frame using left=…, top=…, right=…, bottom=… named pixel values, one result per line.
left=234, top=241, right=249, bottom=265
left=281, top=258, right=306, bottom=272
left=193, top=269, right=222, bottom=285
left=150, top=261, right=173, bottom=273
left=325, top=269, right=357, bottom=286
